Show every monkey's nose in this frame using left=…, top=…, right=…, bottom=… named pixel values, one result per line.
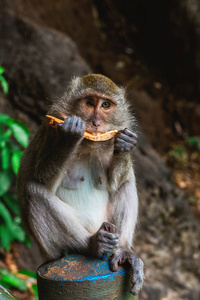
left=92, top=120, right=101, bottom=127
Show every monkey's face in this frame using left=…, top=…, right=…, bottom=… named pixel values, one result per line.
left=78, top=95, right=117, bottom=134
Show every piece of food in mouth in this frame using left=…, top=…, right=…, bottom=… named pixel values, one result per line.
left=46, top=115, right=118, bottom=141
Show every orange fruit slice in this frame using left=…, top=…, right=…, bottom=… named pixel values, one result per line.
left=46, top=115, right=118, bottom=141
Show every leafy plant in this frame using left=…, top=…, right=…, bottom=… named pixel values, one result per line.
left=0, top=269, right=38, bottom=300
left=0, top=66, right=9, bottom=94
left=0, top=113, right=30, bottom=250
left=0, top=68, right=38, bottom=299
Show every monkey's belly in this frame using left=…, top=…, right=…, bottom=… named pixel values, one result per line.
left=55, top=175, right=109, bottom=233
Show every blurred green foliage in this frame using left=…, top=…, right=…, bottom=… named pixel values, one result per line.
left=0, top=269, right=38, bottom=300
left=0, top=113, right=30, bottom=250
left=0, top=68, right=38, bottom=299
left=188, top=136, right=200, bottom=152
left=169, top=136, right=200, bottom=165
left=171, top=144, right=188, bottom=161
left=0, top=67, right=9, bottom=94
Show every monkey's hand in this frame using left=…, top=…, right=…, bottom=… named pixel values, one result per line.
left=114, top=128, right=137, bottom=155
left=58, top=115, right=85, bottom=141
left=89, top=222, right=119, bottom=258
left=110, top=249, right=144, bottom=296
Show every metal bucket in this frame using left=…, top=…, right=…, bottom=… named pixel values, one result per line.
left=37, top=254, right=137, bottom=300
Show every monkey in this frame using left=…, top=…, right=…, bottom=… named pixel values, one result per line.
left=18, top=74, right=144, bottom=295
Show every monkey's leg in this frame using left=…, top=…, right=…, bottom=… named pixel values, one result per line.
left=128, top=254, right=144, bottom=295
left=109, top=176, right=144, bottom=295
left=110, top=249, right=144, bottom=296
left=25, top=181, right=91, bottom=260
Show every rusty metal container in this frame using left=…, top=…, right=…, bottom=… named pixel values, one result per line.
left=37, top=254, right=137, bottom=300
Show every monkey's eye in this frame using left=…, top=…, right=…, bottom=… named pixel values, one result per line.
left=86, top=100, right=95, bottom=107
left=102, top=102, right=111, bottom=108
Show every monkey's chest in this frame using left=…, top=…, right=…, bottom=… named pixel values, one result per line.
left=55, top=162, right=109, bottom=232
left=59, top=166, right=107, bottom=190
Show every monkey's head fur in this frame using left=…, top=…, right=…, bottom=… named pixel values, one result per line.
left=49, top=74, right=136, bottom=131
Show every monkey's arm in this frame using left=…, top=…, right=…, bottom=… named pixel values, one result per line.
left=108, top=128, right=137, bottom=192
left=24, top=181, right=91, bottom=259
left=34, top=116, right=85, bottom=184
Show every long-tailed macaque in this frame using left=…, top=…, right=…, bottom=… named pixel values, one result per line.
left=18, top=74, right=144, bottom=295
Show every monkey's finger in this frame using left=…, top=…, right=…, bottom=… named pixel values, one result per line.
left=77, top=116, right=85, bottom=130
left=98, top=231, right=119, bottom=240
left=61, top=116, right=74, bottom=131
left=124, top=128, right=137, bottom=139
left=57, top=120, right=71, bottom=133
left=110, top=256, right=120, bottom=272
left=97, top=237, right=119, bottom=246
left=100, top=242, right=117, bottom=253
left=73, top=116, right=85, bottom=135
left=114, top=141, right=133, bottom=152
left=115, top=131, right=137, bottom=144
left=71, top=115, right=80, bottom=132
left=100, top=222, right=117, bottom=233
left=98, top=237, right=119, bottom=247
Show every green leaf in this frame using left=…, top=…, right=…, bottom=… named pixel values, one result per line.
left=11, top=150, right=23, bottom=174
left=0, top=129, right=12, bottom=143
left=0, top=113, right=10, bottom=124
left=0, top=225, right=12, bottom=250
left=18, top=270, right=37, bottom=279
left=1, top=147, right=10, bottom=170
left=32, top=284, right=39, bottom=299
left=6, top=120, right=29, bottom=148
left=2, top=193, right=20, bottom=215
left=0, top=202, right=13, bottom=227
left=0, top=269, right=27, bottom=291
left=12, top=221, right=26, bottom=242
left=0, top=66, right=4, bottom=74
left=0, top=170, right=12, bottom=196
left=0, top=203, right=27, bottom=245
left=0, top=75, right=9, bottom=95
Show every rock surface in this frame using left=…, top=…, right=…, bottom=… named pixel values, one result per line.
left=134, top=135, right=200, bottom=299
left=0, top=10, right=91, bottom=124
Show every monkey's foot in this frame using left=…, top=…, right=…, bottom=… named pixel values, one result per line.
left=110, top=250, right=144, bottom=296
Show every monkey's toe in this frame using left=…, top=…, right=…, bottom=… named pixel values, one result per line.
left=130, top=276, right=144, bottom=296
left=130, top=265, right=144, bottom=295
left=110, top=259, right=119, bottom=272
